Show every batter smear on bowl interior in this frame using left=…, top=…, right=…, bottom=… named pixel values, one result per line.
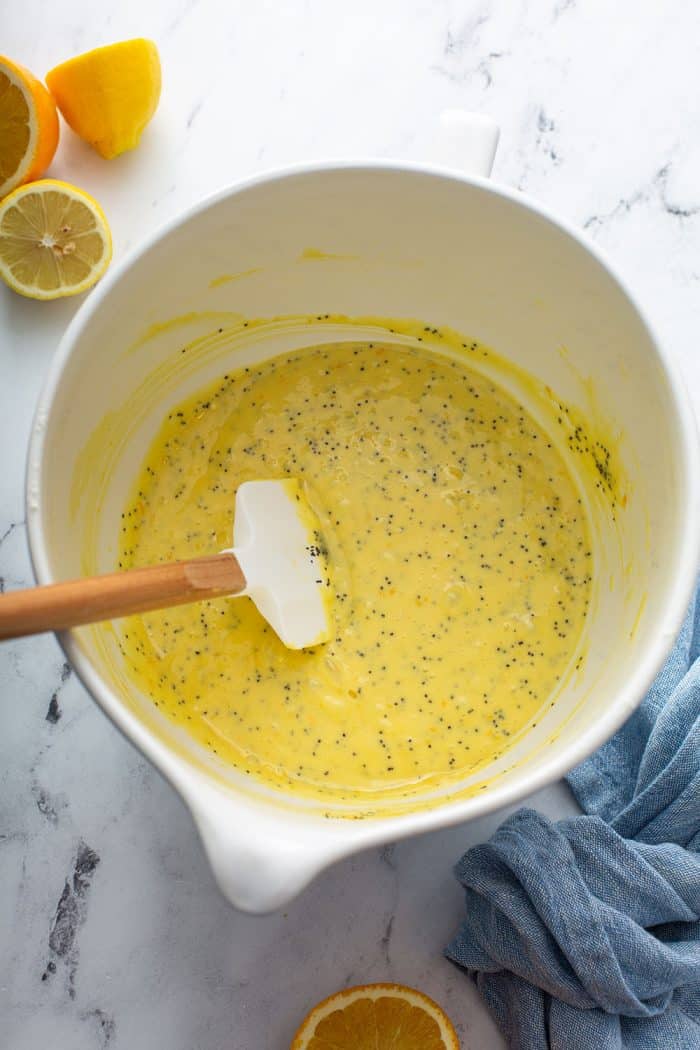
left=118, top=340, right=592, bottom=804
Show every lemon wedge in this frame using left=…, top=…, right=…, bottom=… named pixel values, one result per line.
left=0, top=178, right=112, bottom=299
left=46, top=39, right=161, bottom=160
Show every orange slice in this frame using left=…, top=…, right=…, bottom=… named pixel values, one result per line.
left=0, top=179, right=112, bottom=299
left=0, top=56, right=59, bottom=198
left=290, top=983, right=460, bottom=1049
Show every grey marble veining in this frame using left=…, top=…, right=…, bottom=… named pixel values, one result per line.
left=2, top=2, right=700, bottom=1047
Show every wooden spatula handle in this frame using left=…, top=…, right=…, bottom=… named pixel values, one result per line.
left=0, top=552, right=246, bottom=641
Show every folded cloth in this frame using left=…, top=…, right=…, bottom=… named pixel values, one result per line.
left=446, top=588, right=700, bottom=1049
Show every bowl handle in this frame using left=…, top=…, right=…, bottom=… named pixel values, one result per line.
left=429, top=110, right=500, bottom=178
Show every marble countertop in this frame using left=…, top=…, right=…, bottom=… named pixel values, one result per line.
left=3, top=2, right=700, bottom=1047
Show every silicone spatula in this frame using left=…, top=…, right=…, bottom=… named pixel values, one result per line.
left=0, top=479, right=331, bottom=650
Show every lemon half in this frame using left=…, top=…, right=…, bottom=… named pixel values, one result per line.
left=0, top=178, right=112, bottom=299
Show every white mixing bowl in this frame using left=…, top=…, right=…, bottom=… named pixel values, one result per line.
left=26, top=116, right=699, bottom=911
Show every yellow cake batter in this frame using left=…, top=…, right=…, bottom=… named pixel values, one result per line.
left=118, top=340, right=592, bottom=803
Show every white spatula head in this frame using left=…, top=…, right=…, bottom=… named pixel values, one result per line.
left=228, top=479, right=332, bottom=650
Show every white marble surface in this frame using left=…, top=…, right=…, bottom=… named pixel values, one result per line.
left=2, top=2, right=700, bottom=1047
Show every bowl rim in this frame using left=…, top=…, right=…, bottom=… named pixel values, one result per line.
left=25, top=157, right=700, bottom=849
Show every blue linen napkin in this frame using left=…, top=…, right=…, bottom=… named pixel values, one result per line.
left=446, top=588, right=700, bottom=1049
